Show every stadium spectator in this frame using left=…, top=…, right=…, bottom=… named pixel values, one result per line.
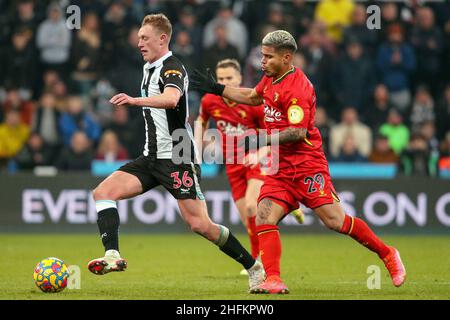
left=70, top=12, right=101, bottom=95
left=101, top=1, right=134, bottom=68
left=410, top=85, right=435, bottom=132
left=15, top=132, right=52, bottom=169
left=379, top=108, right=410, bottom=154
left=2, top=88, right=34, bottom=125
left=398, top=133, right=438, bottom=177
left=203, top=4, right=248, bottom=58
left=32, top=92, right=61, bottom=159
left=419, top=121, right=440, bottom=158
left=56, top=131, right=93, bottom=172
left=59, top=95, right=101, bottom=146
left=2, top=0, right=39, bottom=46
left=3, top=28, right=37, bottom=96
left=376, top=23, right=416, bottom=112
left=410, top=7, right=443, bottom=95
left=36, top=3, right=71, bottom=79
left=95, top=130, right=129, bottom=162
left=300, top=22, right=334, bottom=110
left=89, top=78, right=117, bottom=126
left=442, top=19, right=450, bottom=84
left=314, top=0, right=355, bottom=44
left=49, top=79, right=68, bottom=111
left=0, top=109, right=30, bottom=164
left=333, top=134, right=368, bottom=162
left=435, top=84, right=450, bottom=141
left=105, top=107, right=142, bottom=158
left=286, top=0, right=314, bottom=39
left=243, top=25, right=276, bottom=87
left=438, top=132, right=450, bottom=172
left=368, top=134, right=399, bottom=164
left=173, top=6, right=203, bottom=60
left=172, top=30, right=197, bottom=74
left=343, top=3, right=378, bottom=55
left=41, top=70, right=60, bottom=95
left=314, top=106, right=334, bottom=159
left=330, top=107, right=372, bottom=158
left=110, top=25, right=142, bottom=97
left=255, top=3, right=294, bottom=42
left=364, top=84, right=393, bottom=132
left=331, top=38, right=376, bottom=112
left=379, top=2, right=402, bottom=42
left=203, top=23, right=240, bottom=71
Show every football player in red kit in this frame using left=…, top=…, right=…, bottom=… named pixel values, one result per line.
left=196, top=59, right=304, bottom=274
left=191, top=30, right=406, bottom=293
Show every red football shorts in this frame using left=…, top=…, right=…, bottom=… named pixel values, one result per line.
left=258, top=167, right=339, bottom=213
left=226, top=164, right=265, bottom=201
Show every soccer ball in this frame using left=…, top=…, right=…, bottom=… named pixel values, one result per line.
left=33, top=257, right=69, bottom=293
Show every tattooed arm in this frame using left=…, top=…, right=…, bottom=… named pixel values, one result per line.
left=267, top=127, right=309, bottom=145
left=240, top=127, right=310, bottom=153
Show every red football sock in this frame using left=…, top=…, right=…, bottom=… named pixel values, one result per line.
left=340, top=215, right=390, bottom=259
left=246, top=216, right=259, bottom=258
left=256, top=224, right=281, bottom=277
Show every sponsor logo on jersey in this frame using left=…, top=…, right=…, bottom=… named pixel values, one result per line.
left=216, top=120, right=248, bottom=135
left=264, top=105, right=282, bottom=122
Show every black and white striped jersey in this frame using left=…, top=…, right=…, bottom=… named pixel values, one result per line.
left=140, top=51, right=197, bottom=163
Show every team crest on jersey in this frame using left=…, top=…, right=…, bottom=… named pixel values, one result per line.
left=238, top=110, right=247, bottom=119
left=164, top=69, right=182, bottom=78
left=274, top=92, right=279, bottom=102
left=287, top=98, right=304, bottom=124
left=212, top=109, right=221, bottom=117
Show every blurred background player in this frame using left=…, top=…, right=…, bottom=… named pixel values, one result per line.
left=192, top=30, right=406, bottom=294
left=196, top=58, right=304, bottom=275
left=87, top=14, right=265, bottom=291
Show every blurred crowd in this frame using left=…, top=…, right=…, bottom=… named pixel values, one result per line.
left=0, top=0, right=449, bottom=177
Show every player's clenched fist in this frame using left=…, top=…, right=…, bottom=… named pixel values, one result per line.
left=110, top=93, right=137, bottom=106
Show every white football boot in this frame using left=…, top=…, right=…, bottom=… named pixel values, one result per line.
left=87, top=249, right=127, bottom=275
left=247, top=260, right=266, bottom=290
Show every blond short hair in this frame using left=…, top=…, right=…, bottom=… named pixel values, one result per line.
left=141, top=13, right=172, bottom=40
left=262, top=30, right=297, bottom=53
left=216, top=59, right=241, bottom=73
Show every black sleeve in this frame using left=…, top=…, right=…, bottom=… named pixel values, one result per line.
left=160, top=58, right=186, bottom=94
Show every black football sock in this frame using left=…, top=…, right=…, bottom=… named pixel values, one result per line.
left=215, top=225, right=255, bottom=269
left=97, top=207, right=120, bottom=252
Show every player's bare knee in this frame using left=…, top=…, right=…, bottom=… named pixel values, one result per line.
left=187, top=218, right=209, bottom=236
left=255, top=214, right=276, bottom=226
left=93, top=185, right=120, bottom=201
left=321, top=216, right=342, bottom=232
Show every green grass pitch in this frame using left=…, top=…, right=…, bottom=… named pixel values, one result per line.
left=2, top=233, right=449, bottom=300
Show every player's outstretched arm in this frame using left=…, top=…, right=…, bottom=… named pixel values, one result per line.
left=110, top=87, right=181, bottom=109
left=191, top=69, right=262, bottom=106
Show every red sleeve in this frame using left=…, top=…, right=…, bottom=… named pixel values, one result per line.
left=255, top=76, right=268, bottom=97
left=199, top=94, right=212, bottom=122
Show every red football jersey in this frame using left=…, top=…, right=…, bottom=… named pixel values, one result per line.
left=255, top=67, right=328, bottom=174
left=199, top=94, right=266, bottom=164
